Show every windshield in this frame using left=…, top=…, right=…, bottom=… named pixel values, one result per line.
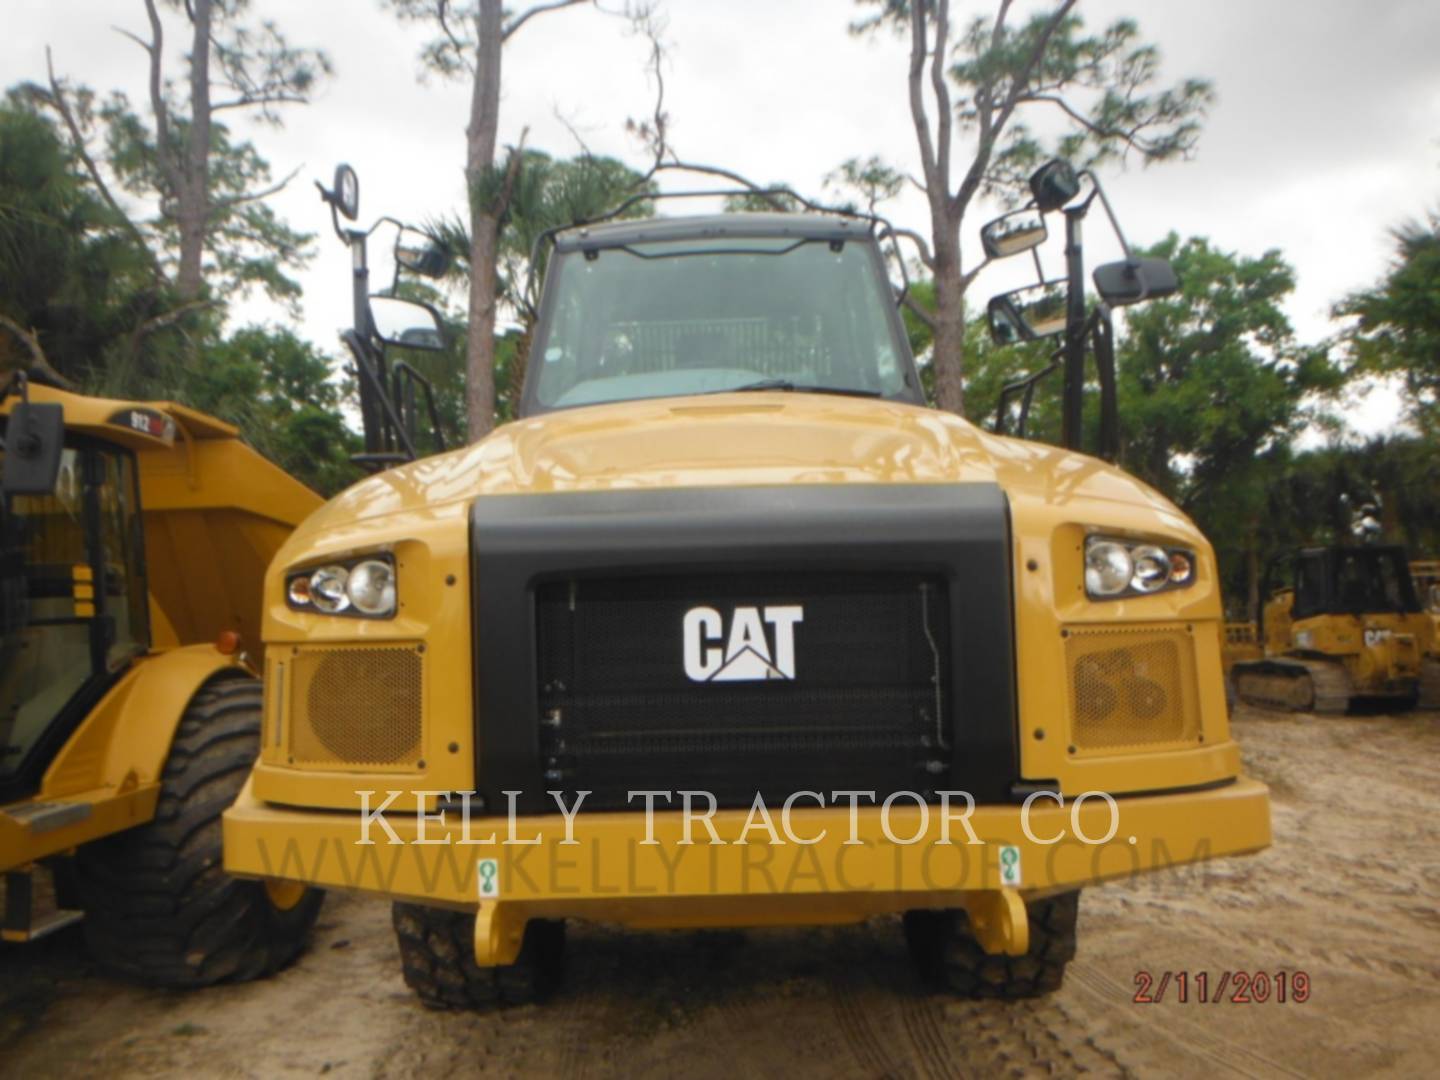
left=525, top=235, right=917, bottom=411
left=1292, top=548, right=1421, bottom=617
left=1331, top=549, right=1419, bottom=614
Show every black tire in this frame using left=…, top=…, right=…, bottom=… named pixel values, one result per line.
left=393, top=901, right=565, bottom=1009
left=904, top=890, right=1079, bottom=999
left=74, top=674, right=324, bottom=987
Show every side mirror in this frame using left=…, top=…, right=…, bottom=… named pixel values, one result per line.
left=333, top=163, right=359, bottom=221
left=980, top=210, right=1048, bottom=260
left=1028, top=159, right=1081, bottom=213
left=394, top=228, right=452, bottom=279
left=369, top=295, right=446, bottom=351
left=987, top=281, right=1069, bottom=345
left=1092, top=257, right=1179, bottom=306
left=2, top=401, right=65, bottom=495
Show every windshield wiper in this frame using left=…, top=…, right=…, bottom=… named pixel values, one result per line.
left=721, top=379, right=883, bottom=399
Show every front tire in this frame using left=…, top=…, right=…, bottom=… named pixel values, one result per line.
left=904, top=890, right=1079, bottom=999
left=393, top=901, right=565, bottom=1009
left=75, top=675, right=324, bottom=987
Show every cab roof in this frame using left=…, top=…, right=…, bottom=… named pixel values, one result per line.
left=553, top=211, right=876, bottom=253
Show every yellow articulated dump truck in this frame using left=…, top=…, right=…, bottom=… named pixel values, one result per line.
left=224, top=160, right=1271, bottom=1005
left=1, top=377, right=324, bottom=985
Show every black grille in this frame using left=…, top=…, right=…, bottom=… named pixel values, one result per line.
left=535, top=572, right=952, bottom=807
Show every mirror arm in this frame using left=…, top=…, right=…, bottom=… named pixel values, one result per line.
left=1028, top=246, right=1045, bottom=283
left=993, top=352, right=1061, bottom=438
left=317, top=179, right=351, bottom=244
left=342, top=329, right=418, bottom=465
left=391, top=360, right=449, bottom=455
left=1090, top=306, right=1120, bottom=462
left=1078, top=169, right=1133, bottom=260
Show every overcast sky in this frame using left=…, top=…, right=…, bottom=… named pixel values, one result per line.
left=9, top=0, right=1439, bottom=435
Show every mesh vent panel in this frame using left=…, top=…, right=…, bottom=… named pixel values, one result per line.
left=288, top=646, right=423, bottom=767
left=1065, top=626, right=1199, bottom=753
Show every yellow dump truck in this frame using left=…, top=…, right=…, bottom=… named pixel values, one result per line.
left=224, top=160, right=1271, bottom=1005
left=1, top=379, right=324, bottom=985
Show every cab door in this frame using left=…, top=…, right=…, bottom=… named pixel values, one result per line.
left=0, top=436, right=149, bottom=801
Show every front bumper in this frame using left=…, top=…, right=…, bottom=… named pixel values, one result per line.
left=225, top=776, right=1270, bottom=960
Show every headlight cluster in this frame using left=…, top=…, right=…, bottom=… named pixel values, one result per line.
left=286, top=555, right=397, bottom=618
left=1084, top=535, right=1195, bottom=599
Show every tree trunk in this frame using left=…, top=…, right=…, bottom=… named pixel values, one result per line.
left=929, top=231, right=966, bottom=415
left=463, top=0, right=505, bottom=441
left=176, top=0, right=214, bottom=302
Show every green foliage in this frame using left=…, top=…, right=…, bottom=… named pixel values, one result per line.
left=1117, top=235, right=1341, bottom=510
left=100, top=94, right=316, bottom=311
left=1335, top=213, right=1440, bottom=437
left=848, top=2, right=1214, bottom=205
left=0, top=94, right=358, bottom=496
left=0, top=99, right=156, bottom=382
left=432, top=150, right=653, bottom=322
left=824, top=156, right=904, bottom=215
left=722, top=187, right=805, bottom=213
left=187, top=326, right=361, bottom=495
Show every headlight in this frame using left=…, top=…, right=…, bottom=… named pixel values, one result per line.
left=309, top=565, right=351, bottom=613
left=1085, top=541, right=1133, bottom=596
left=1084, top=535, right=1197, bottom=600
left=286, top=554, right=396, bottom=618
left=346, top=559, right=396, bottom=616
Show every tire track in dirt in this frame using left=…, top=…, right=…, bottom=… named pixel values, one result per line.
left=830, top=974, right=911, bottom=1078
left=896, top=997, right=966, bottom=1080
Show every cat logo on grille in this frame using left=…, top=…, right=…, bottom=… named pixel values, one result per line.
left=683, top=605, right=803, bottom=682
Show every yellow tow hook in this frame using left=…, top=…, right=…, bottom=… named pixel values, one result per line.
left=960, top=888, right=1030, bottom=956
left=474, top=900, right=527, bottom=967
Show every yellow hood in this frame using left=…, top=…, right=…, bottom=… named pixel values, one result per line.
left=290, top=392, right=1194, bottom=543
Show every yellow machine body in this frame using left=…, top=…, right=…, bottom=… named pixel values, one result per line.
left=224, top=392, right=1272, bottom=964
left=1245, top=586, right=1432, bottom=704
left=1, top=384, right=321, bottom=877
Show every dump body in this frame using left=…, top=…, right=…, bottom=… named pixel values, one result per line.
left=1, top=383, right=321, bottom=872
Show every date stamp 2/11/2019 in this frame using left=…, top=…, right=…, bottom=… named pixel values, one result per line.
left=1133, top=971, right=1311, bottom=1004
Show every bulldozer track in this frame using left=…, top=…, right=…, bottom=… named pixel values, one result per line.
left=1233, top=657, right=1353, bottom=714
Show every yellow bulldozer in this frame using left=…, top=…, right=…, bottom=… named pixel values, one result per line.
left=1, top=375, right=325, bottom=985
left=1229, top=545, right=1440, bottom=713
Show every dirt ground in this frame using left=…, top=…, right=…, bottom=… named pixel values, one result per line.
left=4, top=704, right=1439, bottom=1079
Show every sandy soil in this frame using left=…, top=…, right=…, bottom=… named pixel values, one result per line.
left=4, top=703, right=1439, bottom=1079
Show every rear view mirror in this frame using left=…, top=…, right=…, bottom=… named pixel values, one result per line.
left=2, top=401, right=65, bottom=495
left=333, top=164, right=359, bottom=221
left=980, top=210, right=1048, bottom=260
left=1092, top=257, right=1179, bottom=307
left=394, top=228, right=452, bottom=279
left=1029, top=159, right=1081, bottom=213
left=369, top=295, right=446, bottom=351
left=987, top=281, right=1069, bottom=345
